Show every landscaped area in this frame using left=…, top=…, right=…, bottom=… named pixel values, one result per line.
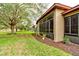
left=1, top=3, right=79, bottom=56
left=0, top=31, right=71, bottom=56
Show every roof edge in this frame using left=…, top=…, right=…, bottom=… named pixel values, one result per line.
left=62, top=5, right=79, bottom=15
left=36, top=3, right=71, bottom=24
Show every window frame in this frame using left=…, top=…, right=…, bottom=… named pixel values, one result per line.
left=64, top=13, right=79, bottom=36
left=71, top=14, right=78, bottom=35
left=64, top=16, right=71, bottom=34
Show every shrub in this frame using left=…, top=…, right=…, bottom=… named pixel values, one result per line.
left=64, top=35, right=70, bottom=44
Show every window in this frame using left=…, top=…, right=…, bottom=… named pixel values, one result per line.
left=39, top=24, right=42, bottom=33
left=39, top=14, right=54, bottom=38
left=64, top=14, right=78, bottom=36
left=46, top=21, right=49, bottom=32
left=64, top=17, right=70, bottom=34
left=71, top=14, right=78, bottom=34
left=44, top=22, right=47, bottom=32
left=50, top=19, right=53, bottom=33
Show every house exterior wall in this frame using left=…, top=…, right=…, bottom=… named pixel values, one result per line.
left=78, top=14, right=79, bottom=36
left=37, top=8, right=65, bottom=42
left=64, top=10, right=79, bottom=35
left=54, top=8, right=64, bottom=42
left=64, top=10, right=79, bottom=44
left=68, top=36, right=79, bottom=44
left=37, top=10, right=54, bottom=37
left=36, top=4, right=79, bottom=43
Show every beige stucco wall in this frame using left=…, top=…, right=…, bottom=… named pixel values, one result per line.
left=37, top=8, right=65, bottom=42
left=54, top=8, right=64, bottom=42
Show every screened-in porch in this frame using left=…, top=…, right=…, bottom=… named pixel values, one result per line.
left=64, top=13, right=79, bottom=36
left=64, top=13, right=79, bottom=44
left=39, top=14, right=54, bottom=39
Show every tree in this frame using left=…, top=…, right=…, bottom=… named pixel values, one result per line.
left=27, top=3, right=48, bottom=24
left=0, top=3, right=29, bottom=33
left=0, top=3, right=48, bottom=33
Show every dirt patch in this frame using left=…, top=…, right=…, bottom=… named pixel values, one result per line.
left=16, top=34, right=29, bottom=38
left=0, top=41, right=27, bottom=56
left=33, top=34, right=79, bottom=56
left=16, top=34, right=34, bottom=39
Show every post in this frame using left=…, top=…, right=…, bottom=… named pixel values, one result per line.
left=54, top=9, right=64, bottom=42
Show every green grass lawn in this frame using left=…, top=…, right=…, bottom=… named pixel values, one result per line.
left=0, top=31, right=71, bottom=56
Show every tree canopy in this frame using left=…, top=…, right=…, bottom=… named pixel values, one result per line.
left=0, top=3, right=48, bottom=33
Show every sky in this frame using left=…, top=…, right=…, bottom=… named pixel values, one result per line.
left=46, top=0, right=79, bottom=13
left=0, top=0, right=79, bottom=11
left=0, top=0, right=79, bottom=7
left=2, top=0, right=78, bottom=14
left=49, top=0, right=79, bottom=7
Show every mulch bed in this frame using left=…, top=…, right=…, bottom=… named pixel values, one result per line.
left=33, top=34, right=79, bottom=56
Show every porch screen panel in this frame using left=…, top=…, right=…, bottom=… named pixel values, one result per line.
left=39, top=24, right=41, bottom=33
left=64, top=17, right=70, bottom=34
left=50, top=19, right=53, bottom=33
left=44, top=22, right=47, bottom=32
left=71, top=14, right=78, bottom=34
left=42, top=23, right=44, bottom=33
left=39, top=24, right=42, bottom=33
left=46, top=21, right=49, bottom=32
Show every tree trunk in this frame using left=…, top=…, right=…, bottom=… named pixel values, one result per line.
left=11, top=25, right=15, bottom=34
left=15, top=25, right=18, bottom=32
left=16, top=27, right=18, bottom=32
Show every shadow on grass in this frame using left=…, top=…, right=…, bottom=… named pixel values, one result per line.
left=0, top=31, right=35, bottom=38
